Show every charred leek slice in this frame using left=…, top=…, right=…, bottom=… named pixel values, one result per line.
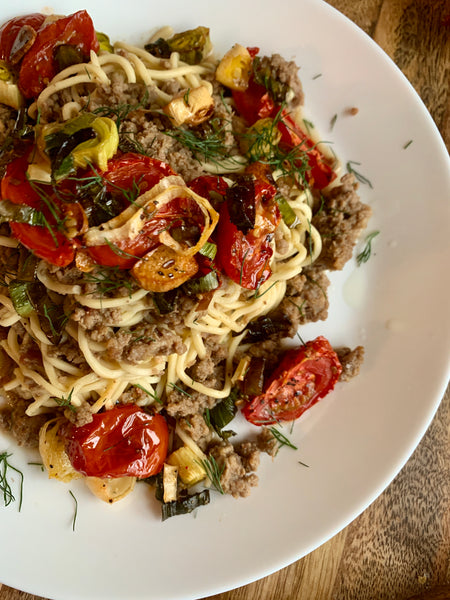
left=0, top=199, right=45, bottom=226
left=145, top=26, right=212, bottom=65
left=276, top=195, right=298, bottom=228
left=161, top=489, right=210, bottom=521
left=199, top=241, right=217, bottom=260
left=183, top=270, right=219, bottom=295
left=43, top=113, right=119, bottom=180
left=206, top=391, right=238, bottom=440
left=9, top=281, right=35, bottom=317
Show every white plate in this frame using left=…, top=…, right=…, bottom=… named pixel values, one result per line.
left=1, top=1, right=449, bottom=599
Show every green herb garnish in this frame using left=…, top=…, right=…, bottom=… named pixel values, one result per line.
left=356, top=230, right=380, bottom=266
left=346, top=160, right=373, bottom=188
left=0, top=451, right=24, bottom=510
left=199, top=455, right=224, bottom=494
left=269, top=427, right=298, bottom=452
left=69, top=490, right=78, bottom=531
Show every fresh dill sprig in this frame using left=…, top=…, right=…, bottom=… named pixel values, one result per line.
left=253, top=280, right=278, bottom=300
left=84, top=266, right=135, bottom=297
left=346, top=160, right=373, bottom=188
left=93, top=91, right=149, bottom=132
left=302, top=118, right=315, bottom=135
left=356, top=230, right=380, bottom=266
left=133, top=383, right=162, bottom=404
left=69, top=489, right=78, bottom=532
left=330, top=113, right=338, bottom=131
left=169, top=383, right=192, bottom=397
left=28, top=462, right=45, bottom=472
left=199, top=455, right=224, bottom=494
left=165, top=125, right=230, bottom=165
left=53, top=389, right=77, bottom=413
left=0, top=451, right=24, bottom=510
left=269, top=426, right=298, bottom=452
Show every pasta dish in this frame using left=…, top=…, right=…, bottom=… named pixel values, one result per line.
left=0, top=11, right=371, bottom=517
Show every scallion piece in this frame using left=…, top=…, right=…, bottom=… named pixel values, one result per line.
left=9, top=281, right=35, bottom=317
left=199, top=241, right=217, bottom=260
left=0, top=199, right=45, bottom=226
left=208, top=392, right=238, bottom=439
left=183, top=271, right=219, bottom=295
left=276, top=196, right=298, bottom=228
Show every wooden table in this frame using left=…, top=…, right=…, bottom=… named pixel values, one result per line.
left=1, top=1, right=449, bottom=599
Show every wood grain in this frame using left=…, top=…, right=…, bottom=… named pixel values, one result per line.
left=1, top=2, right=449, bottom=600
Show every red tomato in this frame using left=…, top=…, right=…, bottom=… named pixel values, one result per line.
left=242, top=336, right=342, bottom=425
left=232, top=72, right=336, bottom=190
left=63, top=406, right=169, bottom=479
left=188, top=175, right=228, bottom=206
left=215, top=176, right=280, bottom=290
left=0, top=13, right=45, bottom=62
left=18, top=10, right=99, bottom=99
left=102, top=153, right=175, bottom=194
left=232, top=77, right=275, bottom=125
left=1, top=151, right=77, bottom=266
left=10, top=222, right=76, bottom=267
left=277, top=112, right=336, bottom=189
left=86, top=154, right=176, bottom=268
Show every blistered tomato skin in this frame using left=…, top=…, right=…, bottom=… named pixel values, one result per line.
left=63, top=406, right=169, bottom=479
left=242, top=336, right=342, bottom=425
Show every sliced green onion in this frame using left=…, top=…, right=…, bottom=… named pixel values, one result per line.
left=208, top=392, right=238, bottom=438
left=96, top=31, right=113, bottom=53
left=199, top=241, right=217, bottom=260
left=183, top=271, right=219, bottom=295
left=0, top=199, right=45, bottom=226
left=9, top=281, right=35, bottom=317
left=276, top=196, right=298, bottom=228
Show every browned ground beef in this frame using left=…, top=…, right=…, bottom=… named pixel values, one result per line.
left=312, top=174, right=372, bottom=270
left=257, top=54, right=305, bottom=107
left=336, top=346, right=365, bottom=381
left=0, top=397, right=50, bottom=447
left=208, top=440, right=259, bottom=498
left=106, top=325, right=186, bottom=363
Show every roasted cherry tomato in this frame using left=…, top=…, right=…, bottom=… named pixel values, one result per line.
left=232, top=77, right=275, bottom=125
left=277, top=111, right=336, bottom=189
left=232, top=68, right=336, bottom=190
left=63, top=405, right=169, bottom=479
left=188, top=175, right=228, bottom=208
left=0, top=13, right=45, bottom=63
left=86, top=153, right=176, bottom=268
left=1, top=151, right=77, bottom=266
left=242, top=336, right=342, bottom=425
left=215, top=174, right=280, bottom=290
left=18, top=10, right=99, bottom=99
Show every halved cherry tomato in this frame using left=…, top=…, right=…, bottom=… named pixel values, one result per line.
left=232, top=77, right=275, bottom=125
left=277, top=111, right=336, bottom=189
left=63, top=405, right=169, bottom=479
left=214, top=174, right=281, bottom=290
left=242, top=336, right=342, bottom=425
left=86, top=154, right=176, bottom=268
left=232, top=69, right=336, bottom=190
left=1, top=151, right=77, bottom=266
left=0, top=13, right=45, bottom=62
left=18, top=10, right=99, bottom=99
left=188, top=175, right=228, bottom=209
